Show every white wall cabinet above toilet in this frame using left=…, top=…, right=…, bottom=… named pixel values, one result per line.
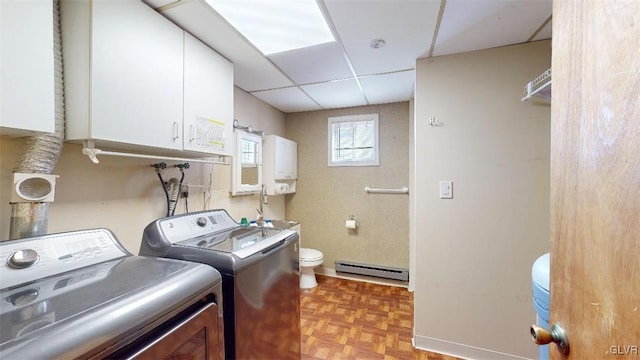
left=263, top=135, right=297, bottom=195
left=61, top=0, right=233, bottom=157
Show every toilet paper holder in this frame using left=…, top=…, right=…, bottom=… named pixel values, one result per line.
left=346, top=215, right=358, bottom=230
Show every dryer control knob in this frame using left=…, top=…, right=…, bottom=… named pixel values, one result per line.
left=196, top=217, right=208, bottom=227
left=8, top=249, right=39, bottom=269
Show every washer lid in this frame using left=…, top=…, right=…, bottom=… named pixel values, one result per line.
left=532, top=252, right=550, bottom=291
left=179, top=227, right=295, bottom=259
left=0, top=256, right=220, bottom=359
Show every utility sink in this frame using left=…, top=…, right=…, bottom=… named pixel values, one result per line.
left=254, top=220, right=299, bottom=229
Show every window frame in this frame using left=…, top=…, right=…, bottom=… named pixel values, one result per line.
left=327, top=114, right=379, bottom=167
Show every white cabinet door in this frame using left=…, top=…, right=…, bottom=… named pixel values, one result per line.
left=0, top=0, right=54, bottom=135
left=288, top=140, right=297, bottom=179
left=63, top=0, right=183, bottom=150
left=90, top=0, right=183, bottom=149
left=274, top=137, right=289, bottom=180
left=183, top=33, right=233, bottom=156
left=273, top=136, right=297, bottom=180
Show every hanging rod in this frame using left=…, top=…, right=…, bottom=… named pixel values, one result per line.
left=364, top=186, right=409, bottom=194
left=233, top=119, right=265, bottom=136
left=81, top=141, right=229, bottom=165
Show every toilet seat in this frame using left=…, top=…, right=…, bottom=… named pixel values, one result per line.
left=299, top=248, right=323, bottom=289
left=300, top=248, right=323, bottom=262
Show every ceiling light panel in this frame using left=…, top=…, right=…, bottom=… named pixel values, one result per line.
left=157, top=0, right=294, bottom=91
left=206, top=0, right=335, bottom=55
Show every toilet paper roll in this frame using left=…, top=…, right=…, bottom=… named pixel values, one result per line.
left=345, top=220, right=357, bottom=229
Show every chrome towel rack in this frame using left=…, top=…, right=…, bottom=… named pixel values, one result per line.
left=364, top=186, right=409, bottom=194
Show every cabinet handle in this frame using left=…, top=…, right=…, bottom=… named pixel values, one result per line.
left=189, top=124, right=195, bottom=143
left=173, top=122, right=179, bottom=141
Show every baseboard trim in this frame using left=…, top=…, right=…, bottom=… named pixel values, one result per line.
left=316, top=266, right=409, bottom=288
left=414, top=335, right=532, bottom=360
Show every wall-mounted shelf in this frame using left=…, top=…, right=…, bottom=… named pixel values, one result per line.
left=522, top=68, right=551, bottom=102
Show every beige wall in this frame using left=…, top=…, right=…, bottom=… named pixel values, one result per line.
left=413, top=40, right=551, bottom=359
left=285, top=102, right=410, bottom=270
left=0, top=87, right=285, bottom=252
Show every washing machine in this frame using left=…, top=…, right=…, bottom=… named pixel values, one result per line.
left=0, top=228, right=224, bottom=359
left=139, top=209, right=301, bottom=360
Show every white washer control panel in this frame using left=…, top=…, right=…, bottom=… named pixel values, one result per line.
left=159, top=209, right=238, bottom=244
left=0, top=229, right=129, bottom=289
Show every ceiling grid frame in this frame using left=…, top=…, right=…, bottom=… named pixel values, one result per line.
left=144, top=0, right=552, bottom=113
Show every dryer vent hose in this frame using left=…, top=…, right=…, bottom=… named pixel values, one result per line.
left=9, top=0, right=65, bottom=239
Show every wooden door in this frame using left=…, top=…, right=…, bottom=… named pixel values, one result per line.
left=550, top=0, right=640, bottom=359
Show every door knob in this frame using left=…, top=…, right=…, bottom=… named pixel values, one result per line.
left=531, top=323, right=570, bottom=354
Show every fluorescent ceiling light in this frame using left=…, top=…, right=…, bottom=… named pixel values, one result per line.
left=205, top=0, right=335, bottom=55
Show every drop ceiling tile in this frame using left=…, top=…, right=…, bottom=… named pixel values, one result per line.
left=324, top=0, right=441, bottom=75
left=251, top=87, right=321, bottom=113
left=142, top=0, right=176, bottom=9
left=532, top=18, right=552, bottom=41
left=301, top=79, right=367, bottom=110
left=433, top=0, right=552, bottom=57
left=268, top=42, right=353, bottom=84
left=158, top=0, right=294, bottom=91
left=359, top=70, right=415, bottom=105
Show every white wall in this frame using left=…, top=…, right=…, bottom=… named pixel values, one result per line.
left=413, top=40, right=551, bottom=359
left=0, top=87, right=285, bottom=252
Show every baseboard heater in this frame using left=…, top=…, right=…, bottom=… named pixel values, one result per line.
left=335, top=260, right=409, bottom=281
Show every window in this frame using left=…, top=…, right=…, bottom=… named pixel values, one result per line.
left=328, top=114, right=379, bottom=167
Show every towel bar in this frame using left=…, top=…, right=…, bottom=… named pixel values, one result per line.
left=364, top=186, right=409, bottom=194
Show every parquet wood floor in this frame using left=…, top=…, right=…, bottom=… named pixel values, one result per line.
left=300, top=275, right=460, bottom=360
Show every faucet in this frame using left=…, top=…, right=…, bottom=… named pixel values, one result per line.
left=256, top=185, right=266, bottom=221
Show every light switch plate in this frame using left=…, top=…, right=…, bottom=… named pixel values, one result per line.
left=439, top=180, right=453, bottom=199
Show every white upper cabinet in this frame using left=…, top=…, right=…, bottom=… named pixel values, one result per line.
left=61, top=0, right=233, bottom=156
left=62, top=0, right=183, bottom=150
left=263, top=135, right=297, bottom=195
left=0, top=0, right=55, bottom=136
left=272, top=136, right=297, bottom=180
left=183, top=33, right=233, bottom=156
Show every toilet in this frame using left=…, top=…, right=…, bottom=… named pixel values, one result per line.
left=299, top=248, right=324, bottom=289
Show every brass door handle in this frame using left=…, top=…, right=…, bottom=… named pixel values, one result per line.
left=531, top=323, right=570, bottom=354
